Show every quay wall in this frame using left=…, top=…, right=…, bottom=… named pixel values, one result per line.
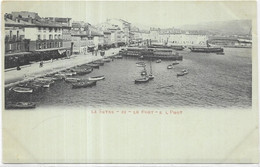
left=4, top=48, right=121, bottom=88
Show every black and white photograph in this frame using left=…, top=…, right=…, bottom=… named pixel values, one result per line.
left=1, top=0, right=258, bottom=164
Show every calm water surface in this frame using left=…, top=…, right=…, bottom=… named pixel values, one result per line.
left=6, top=48, right=252, bottom=108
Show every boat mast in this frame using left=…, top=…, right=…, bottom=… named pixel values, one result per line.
left=150, top=61, right=152, bottom=74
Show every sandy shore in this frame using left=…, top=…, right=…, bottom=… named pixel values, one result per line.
left=4, top=48, right=121, bottom=88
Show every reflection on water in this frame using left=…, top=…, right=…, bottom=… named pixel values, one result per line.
left=5, top=48, right=252, bottom=108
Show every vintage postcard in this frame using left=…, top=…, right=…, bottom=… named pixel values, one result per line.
left=1, top=0, right=258, bottom=164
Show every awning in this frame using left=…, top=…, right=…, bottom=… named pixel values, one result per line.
left=5, top=52, right=32, bottom=57
left=35, top=46, right=71, bottom=52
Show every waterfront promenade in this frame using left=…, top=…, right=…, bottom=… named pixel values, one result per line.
left=4, top=48, right=121, bottom=88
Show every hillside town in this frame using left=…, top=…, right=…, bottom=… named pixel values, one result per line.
left=4, top=11, right=252, bottom=69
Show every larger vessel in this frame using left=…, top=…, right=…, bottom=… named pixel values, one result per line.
left=122, top=47, right=183, bottom=60
left=189, top=46, right=224, bottom=53
left=189, top=41, right=224, bottom=53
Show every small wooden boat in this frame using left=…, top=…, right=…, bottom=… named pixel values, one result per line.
left=167, top=65, right=173, bottom=69
left=56, top=71, right=76, bottom=77
left=87, top=63, right=100, bottom=69
left=136, top=63, right=146, bottom=67
left=88, top=75, right=105, bottom=81
left=136, top=62, right=146, bottom=67
left=93, top=60, right=105, bottom=66
left=72, top=80, right=97, bottom=88
left=64, top=72, right=76, bottom=76
left=54, top=73, right=67, bottom=79
left=103, top=58, right=112, bottom=62
left=11, top=87, right=33, bottom=93
left=42, top=81, right=55, bottom=88
left=17, top=82, right=41, bottom=91
left=6, top=102, right=36, bottom=109
left=177, top=69, right=189, bottom=77
left=65, top=77, right=81, bottom=83
left=73, top=68, right=93, bottom=75
left=30, top=81, right=45, bottom=88
left=156, top=59, right=162, bottom=63
left=135, top=76, right=150, bottom=84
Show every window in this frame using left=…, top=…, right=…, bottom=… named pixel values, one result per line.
left=38, top=35, right=41, bottom=40
left=13, top=35, right=17, bottom=41
left=54, top=34, right=57, bottom=39
left=49, top=28, right=52, bottom=32
left=38, top=27, right=41, bottom=32
left=49, top=35, right=52, bottom=40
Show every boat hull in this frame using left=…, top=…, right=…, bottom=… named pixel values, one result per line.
left=6, top=102, right=36, bottom=109
left=88, top=76, right=105, bottom=81
left=12, top=87, right=33, bottom=93
left=134, top=77, right=149, bottom=84
left=190, top=47, right=224, bottom=53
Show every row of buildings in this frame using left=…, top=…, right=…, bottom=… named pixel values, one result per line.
left=130, top=26, right=252, bottom=48
left=4, top=11, right=252, bottom=69
left=130, top=27, right=209, bottom=46
left=4, top=11, right=131, bottom=68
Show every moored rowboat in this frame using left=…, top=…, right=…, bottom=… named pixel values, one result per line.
left=93, top=60, right=104, bottom=66
left=11, top=87, right=33, bottom=93
left=177, top=69, right=189, bottom=77
left=156, top=59, right=162, bottom=63
left=135, top=76, right=150, bottom=84
left=87, top=63, right=100, bottom=69
left=88, top=75, right=105, bottom=81
left=167, top=65, right=173, bottom=69
left=103, top=58, right=112, bottom=62
left=65, top=77, right=81, bottom=83
left=72, top=80, right=97, bottom=88
left=72, top=68, right=93, bottom=75
left=6, top=102, right=36, bottom=109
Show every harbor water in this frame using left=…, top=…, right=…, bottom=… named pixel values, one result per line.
left=5, top=48, right=252, bottom=109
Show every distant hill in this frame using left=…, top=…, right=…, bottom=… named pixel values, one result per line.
left=178, top=20, right=252, bottom=36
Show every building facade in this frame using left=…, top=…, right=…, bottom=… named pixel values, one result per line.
left=106, top=19, right=131, bottom=45
left=4, top=11, right=73, bottom=68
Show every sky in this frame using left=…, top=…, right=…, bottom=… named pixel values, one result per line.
left=2, top=1, right=256, bottom=28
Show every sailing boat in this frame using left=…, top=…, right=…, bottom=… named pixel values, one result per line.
left=135, top=66, right=149, bottom=84
left=148, top=61, right=154, bottom=80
